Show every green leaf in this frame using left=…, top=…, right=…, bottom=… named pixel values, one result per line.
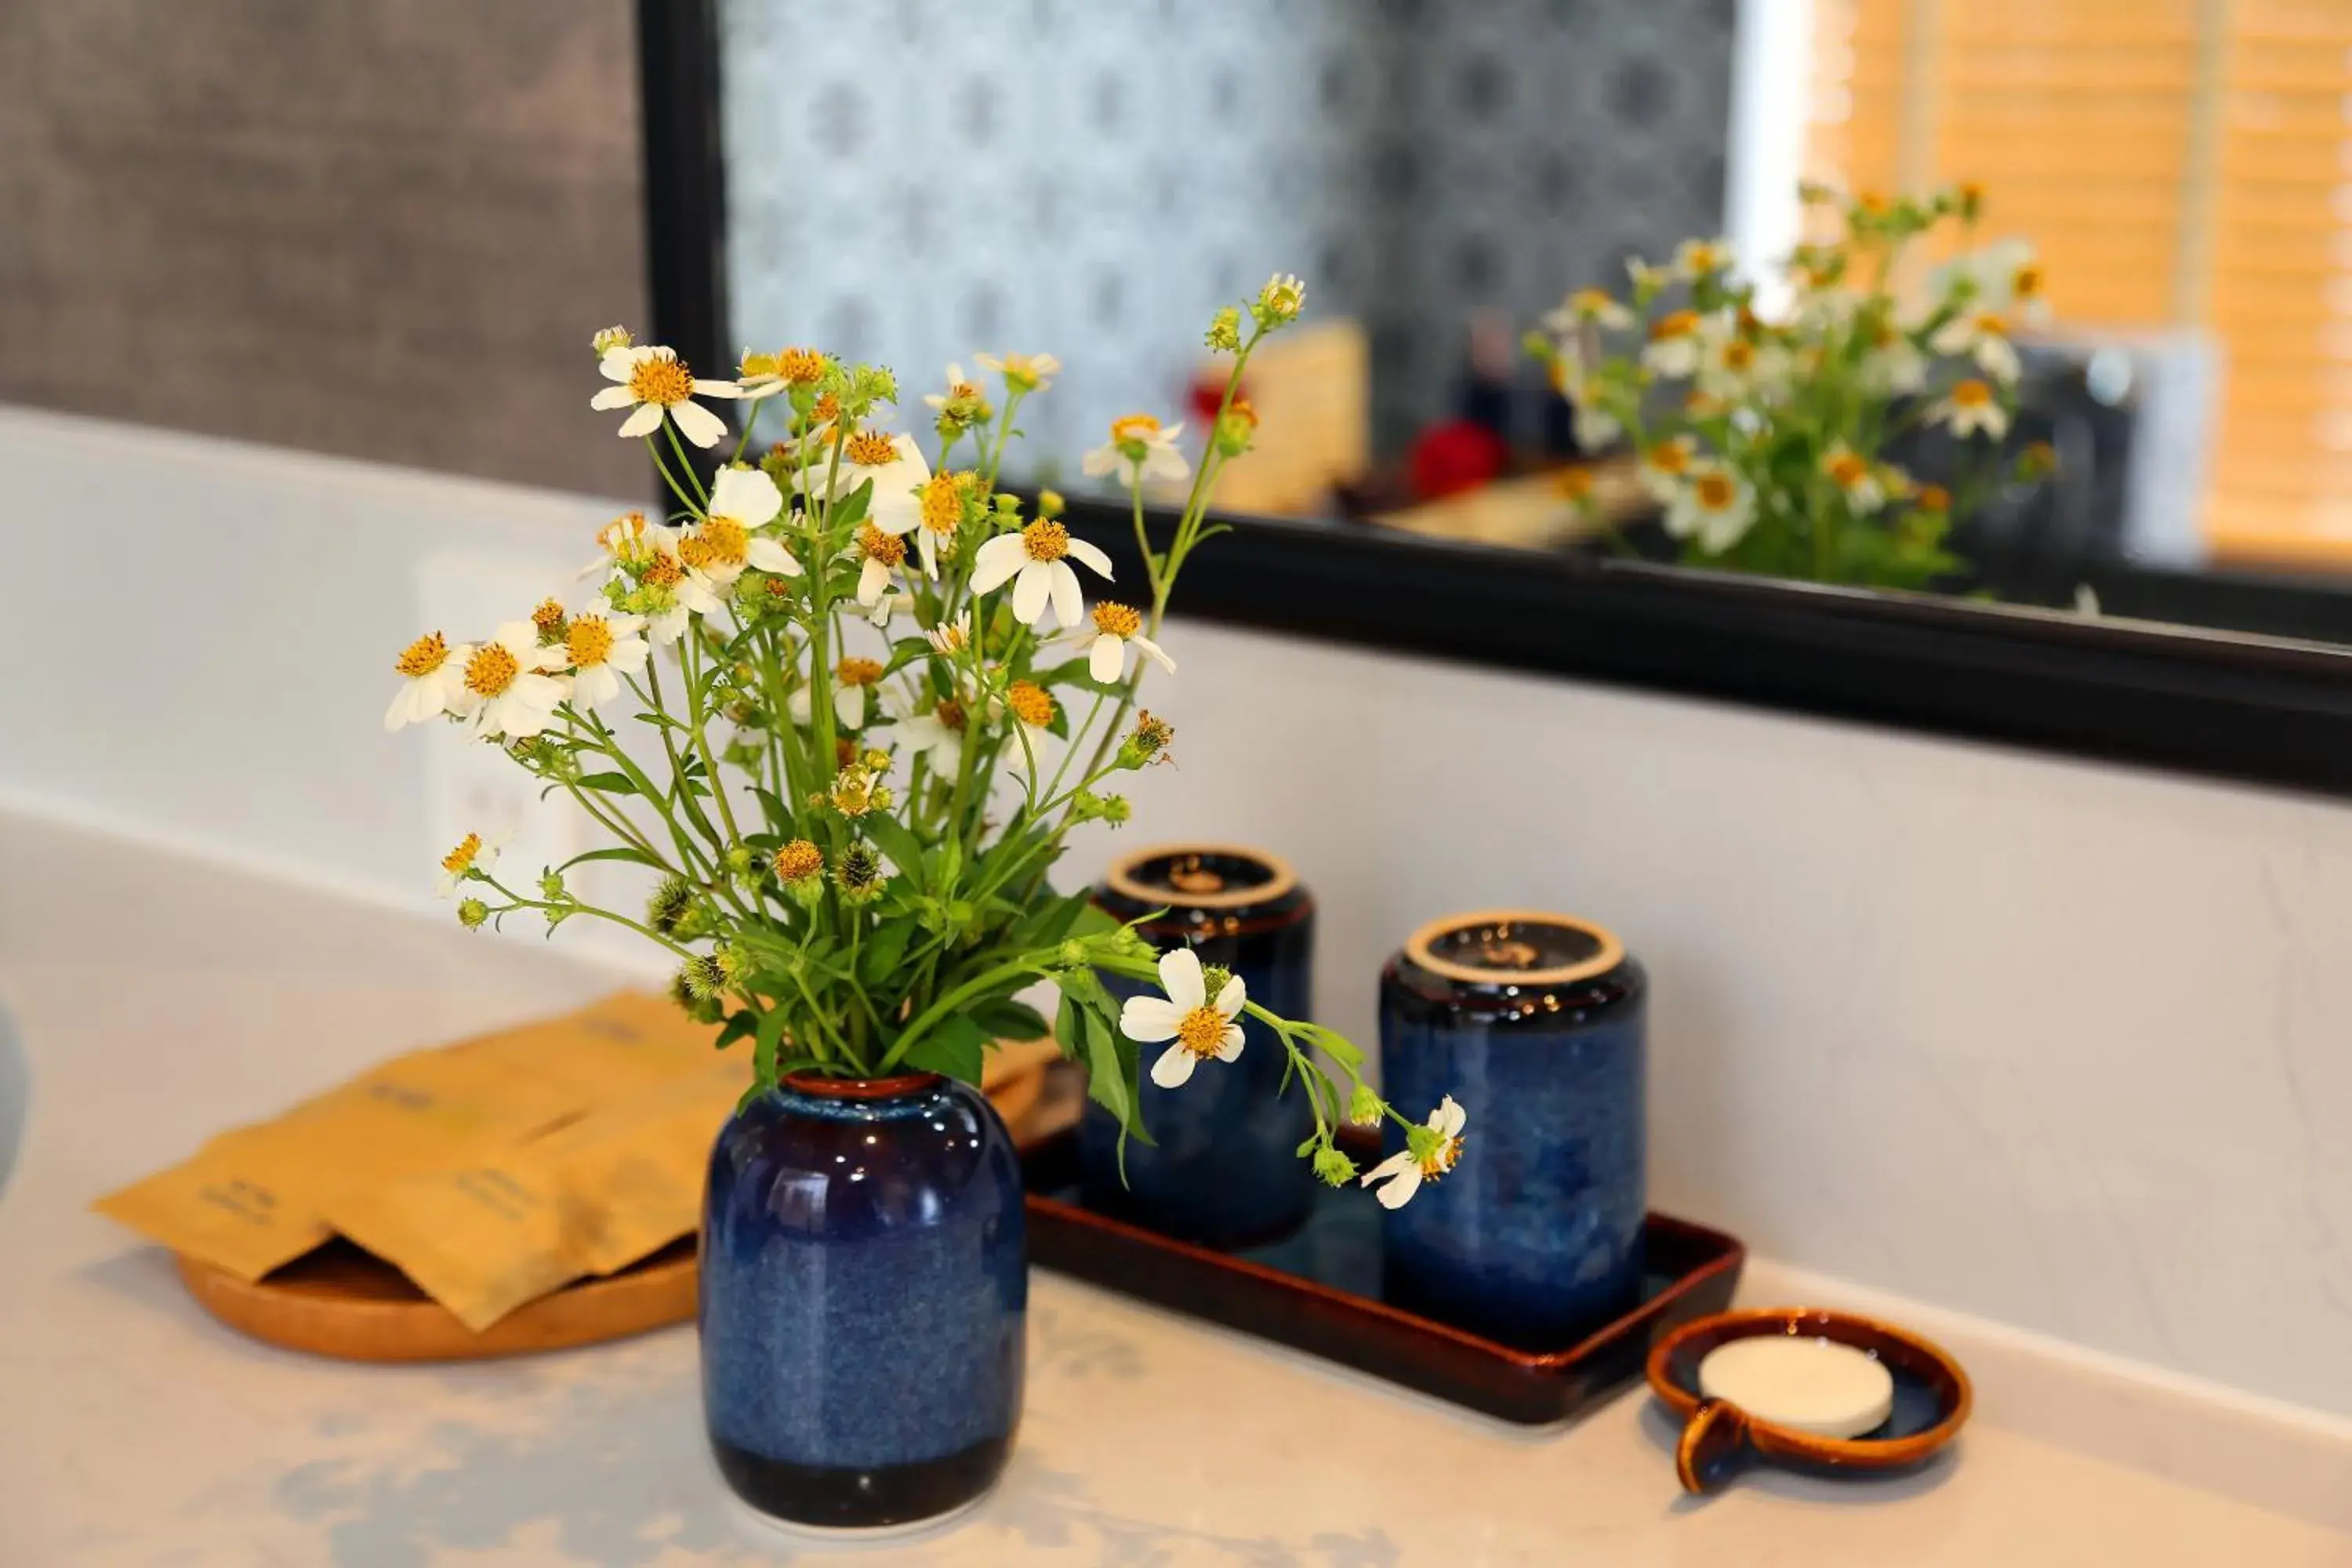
left=752, top=1006, right=792, bottom=1087
left=714, top=1011, right=757, bottom=1051
left=831, top=480, right=873, bottom=529
left=572, top=771, right=637, bottom=793
left=898, top=1013, right=988, bottom=1083
left=752, top=786, right=797, bottom=832
left=857, top=916, right=919, bottom=988
left=971, top=997, right=1051, bottom=1041
left=858, top=812, right=925, bottom=879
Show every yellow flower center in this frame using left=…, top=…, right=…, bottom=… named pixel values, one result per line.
left=808, top=393, right=841, bottom=426
left=626, top=353, right=696, bottom=408
left=1650, top=310, right=1700, bottom=343
left=846, top=431, right=899, bottom=466
left=1007, top=680, right=1054, bottom=727
left=1918, top=484, right=1951, bottom=512
left=1696, top=471, right=1739, bottom=509
left=1418, top=1135, right=1465, bottom=1180
left=1570, top=288, right=1613, bottom=316
left=1022, top=520, right=1070, bottom=562
left=641, top=551, right=684, bottom=589
left=773, top=838, right=824, bottom=882
left=441, top=833, right=482, bottom=875
left=530, top=599, right=567, bottom=639
left=1646, top=439, right=1691, bottom=476
left=739, top=351, right=779, bottom=379
left=597, top=510, right=651, bottom=561
left=679, top=518, right=749, bottom=572
left=1824, top=452, right=1871, bottom=488
left=858, top=523, right=907, bottom=566
left=1109, top=413, right=1162, bottom=446
left=920, top=474, right=964, bottom=536
left=1721, top=339, right=1755, bottom=371
left=2012, top=265, right=2042, bottom=300
left=464, top=643, right=521, bottom=699
left=566, top=616, right=616, bottom=668
left=1175, top=1005, right=1229, bottom=1058
left=934, top=698, right=967, bottom=731
left=1091, top=602, right=1142, bottom=638
left=395, top=632, right=449, bottom=679
left=837, top=657, right=884, bottom=687
left=779, top=348, right=828, bottom=384
left=1972, top=311, right=2009, bottom=337
left=1952, top=379, right=1993, bottom=409
left=949, top=380, right=982, bottom=401
left=1686, top=245, right=1723, bottom=271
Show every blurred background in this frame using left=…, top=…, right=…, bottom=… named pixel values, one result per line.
left=5, top=0, right=2351, bottom=633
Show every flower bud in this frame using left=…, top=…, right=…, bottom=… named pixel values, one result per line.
left=1312, top=1145, right=1359, bottom=1187
left=456, top=898, right=488, bottom=930
left=591, top=325, right=633, bottom=354
left=1347, top=1083, right=1383, bottom=1127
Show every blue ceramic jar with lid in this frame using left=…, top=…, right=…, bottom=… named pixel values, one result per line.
left=1080, top=844, right=1317, bottom=1249
left=1377, top=909, right=1646, bottom=1347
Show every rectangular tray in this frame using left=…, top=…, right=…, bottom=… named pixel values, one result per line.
left=1020, top=1125, right=1744, bottom=1424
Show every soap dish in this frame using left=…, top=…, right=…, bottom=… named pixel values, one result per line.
left=1645, top=1307, right=1973, bottom=1493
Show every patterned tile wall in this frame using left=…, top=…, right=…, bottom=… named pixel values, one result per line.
left=721, top=0, right=1734, bottom=478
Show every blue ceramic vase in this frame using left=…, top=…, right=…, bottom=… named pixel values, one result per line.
left=700, top=1071, right=1025, bottom=1530
left=1377, top=910, right=1646, bottom=1348
left=1080, top=845, right=1316, bottom=1249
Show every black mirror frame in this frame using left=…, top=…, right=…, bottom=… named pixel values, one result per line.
left=640, top=0, right=2352, bottom=801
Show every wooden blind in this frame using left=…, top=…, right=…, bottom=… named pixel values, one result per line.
left=1807, top=0, right=2352, bottom=566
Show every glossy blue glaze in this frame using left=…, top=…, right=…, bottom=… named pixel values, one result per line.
left=699, top=1073, right=1025, bottom=1529
left=1378, top=920, right=1647, bottom=1348
left=1079, top=848, right=1316, bottom=1250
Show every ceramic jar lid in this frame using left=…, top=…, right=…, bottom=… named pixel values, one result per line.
left=1098, top=844, right=1312, bottom=939
left=1402, top=909, right=1625, bottom=988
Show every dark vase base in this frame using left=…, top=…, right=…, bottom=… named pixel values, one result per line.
left=1080, top=1184, right=1314, bottom=1254
left=710, top=1433, right=1011, bottom=1531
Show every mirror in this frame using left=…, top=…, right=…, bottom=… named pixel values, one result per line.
left=715, top=2, right=2352, bottom=648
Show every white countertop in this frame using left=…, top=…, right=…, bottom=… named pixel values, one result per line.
left=4, top=815, right=2350, bottom=1566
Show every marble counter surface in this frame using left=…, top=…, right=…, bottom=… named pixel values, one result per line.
left=4, top=815, right=2349, bottom=1566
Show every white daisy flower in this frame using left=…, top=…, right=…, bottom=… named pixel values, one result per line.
left=1638, top=434, right=1699, bottom=503
left=1072, top=601, right=1174, bottom=683
left=690, top=466, right=800, bottom=584
left=436, top=829, right=511, bottom=897
left=1119, top=948, right=1247, bottom=1090
left=1080, top=413, right=1190, bottom=492
left=1640, top=310, right=1708, bottom=378
left=1819, top=444, right=1886, bottom=514
left=970, top=518, right=1113, bottom=630
left=385, top=631, right=474, bottom=731
left=1673, top=237, right=1735, bottom=279
left=803, top=430, right=931, bottom=539
left=852, top=522, right=909, bottom=608
left=1360, top=1096, right=1468, bottom=1210
left=553, top=610, right=649, bottom=710
left=891, top=689, right=967, bottom=769
left=1664, top=461, right=1758, bottom=552
left=927, top=613, right=971, bottom=656
left=922, top=362, right=988, bottom=416
left=590, top=344, right=741, bottom=448
left=1930, top=378, right=2009, bottom=440
left=1626, top=256, right=1671, bottom=294
left=1857, top=318, right=1929, bottom=395
left=789, top=656, right=886, bottom=731
left=577, top=509, right=678, bottom=583
left=1697, top=328, right=1787, bottom=399
left=1931, top=310, right=2022, bottom=384
left=451, top=621, right=569, bottom=740
left=866, top=586, right=906, bottom=627
left=912, top=470, right=968, bottom=579
left=1541, top=287, right=1635, bottom=335
left=977, top=351, right=1062, bottom=393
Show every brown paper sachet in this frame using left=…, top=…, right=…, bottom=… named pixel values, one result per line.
left=93, top=993, right=720, bottom=1283
left=325, top=1054, right=750, bottom=1330
left=93, top=1044, right=590, bottom=1282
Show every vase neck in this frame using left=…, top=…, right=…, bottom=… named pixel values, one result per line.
left=779, top=1070, right=943, bottom=1101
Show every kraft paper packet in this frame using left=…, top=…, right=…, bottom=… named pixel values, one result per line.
left=92, top=1046, right=588, bottom=1281
left=326, top=1054, right=751, bottom=1330
left=93, top=993, right=720, bottom=1282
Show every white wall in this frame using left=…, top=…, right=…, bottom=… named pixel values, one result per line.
left=5, top=405, right=2352, bottom=1420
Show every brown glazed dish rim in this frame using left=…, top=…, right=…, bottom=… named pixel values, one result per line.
left=1102, top=843, right=1301, bottom=912
left=1645, top=1306, right=1974, bottom=1465
left=1403, top=908, right=1627, bottom=988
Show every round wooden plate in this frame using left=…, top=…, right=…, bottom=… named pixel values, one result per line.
left=176, top=1054, right=1059, bottom=1363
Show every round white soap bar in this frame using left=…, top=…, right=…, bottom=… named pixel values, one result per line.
left=1697, top=1336, right=1895, bottom=1439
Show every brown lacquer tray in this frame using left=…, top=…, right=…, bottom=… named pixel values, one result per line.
left=1020, top=1125, right=1745, bottom=1424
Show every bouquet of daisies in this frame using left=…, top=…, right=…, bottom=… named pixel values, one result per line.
left=382, top=274, right=1463, bottom=1196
